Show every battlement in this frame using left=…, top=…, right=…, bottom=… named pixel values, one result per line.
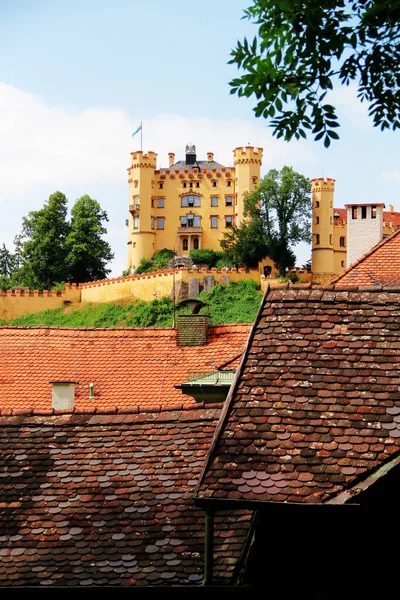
left=311, top=177, right=336, bottom=192
left=233, top=146, right=263, bottom=165
left=0, top=283, right=82, bottom=321
left=130, top=150, right=157, bottom=169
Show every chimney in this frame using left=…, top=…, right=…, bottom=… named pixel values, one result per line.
left=389, top=204, right=394, bottom=213
left=176, top=314, right=211, bottom=346
left=51, top=381, right=76, bottom=410
left=185, top=143, right=196, bottom=165
left=168, top=152, right=175, bottom=167
left=207, top=152, right=214, bottom=163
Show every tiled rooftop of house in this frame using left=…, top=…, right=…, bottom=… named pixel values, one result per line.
left=0, top=323, right=251, bottom=413
left=330, top=227, right=400, bottom=286
left=197, top=285, right=400, bottom=505
left=0, top=405, right=252, bottom=587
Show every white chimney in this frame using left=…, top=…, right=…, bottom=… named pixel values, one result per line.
left=51, top=381, right=76, bottom=410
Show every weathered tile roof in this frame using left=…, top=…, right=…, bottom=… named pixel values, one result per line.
left=0, top=406, right=252, bottom=587
left=330, top=227, right=400, bottom=286
left=197, top=285, right=400, bottom=505
left=0, top=324, right=251, bottom=413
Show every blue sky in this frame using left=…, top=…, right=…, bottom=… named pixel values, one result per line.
left=1, top=0, right=399, bottom=277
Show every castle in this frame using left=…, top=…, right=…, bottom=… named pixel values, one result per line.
left=311, top=177, right=400, bottom=279
left=126, top=144, right=263, bottom=272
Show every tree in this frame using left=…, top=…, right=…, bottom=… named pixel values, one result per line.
left=65, top=195, right=114, bottom=283
left=0, top=244, right=14, bottom=277
left=21, top=191, right=70, bottom=289
left=242, top=166, right=311, bottom=276
left=230, top=1, right=400, bottom=146
left=220, top=218, right=269, bottom=269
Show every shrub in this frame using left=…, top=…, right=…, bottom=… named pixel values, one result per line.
left=189, top=248, right=216, bottom=267
left=152, top=248, right=175, bottom=269
left=136, top=257, right=154, bottom=274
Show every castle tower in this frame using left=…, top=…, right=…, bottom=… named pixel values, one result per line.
left=127, top=150, right=157, bottom=272
left=311, top=178, right=336, bottom=274
left=233, top=146, right=263, bottom=221
left=345, top=203, right=384, bottom=267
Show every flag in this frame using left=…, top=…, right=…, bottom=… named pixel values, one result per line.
left=132, top=123, right=142, bottom=138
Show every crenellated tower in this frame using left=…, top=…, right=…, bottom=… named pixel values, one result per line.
left=127, top=150, right=157, bottom=272
left=311, top=177, right=336, bottom=275
left=233, top=146, right=263, bottom=221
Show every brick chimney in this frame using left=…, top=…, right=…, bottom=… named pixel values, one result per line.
left=176, top=314, right=211, bottom=346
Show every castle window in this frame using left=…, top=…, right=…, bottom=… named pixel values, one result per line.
left=341, top=260, right=345, bottom=267
left=225, top=196, right=233, bottom=206
left=252, top=176, right=258, bottom=185
left=157, top=217, right=165, bottom=230
left=225, top=215, right=233, bottom=228
left=330, top=234, right=332, bottom=245
left=227, top=180, right=232, bottom=187
left=352, top=206, right=357, bottom=219
left=371, top=206, right=376, bottom=218
left=210, top=216, right=218, bottom=228
left=189, top=182, right=193, bottom=188
left=193, top=237, right=199, bottom=250
left=180, top=216, right=187, bottom=227
left=133, top=216, right=139, bottom=229
left=316, top=216, right=319, bottom=224
left=151, top=198, right=154, bottom=208
left=340, top=236, right=345, bottom=247
left=196, top=182, right=200, bottom=188
left=315, top=201, right=320, bottom=208
left=157, top=198, right=165, bottom=208
left=361, top=206, right=367, bottom=219
left=158, top=182, right=164, bottom=190
left=151, top=217, right=155, bottom=229
left=182, top=238, right=188, bottom=251
left=315, top=234, right=320, bottom=245
left=183, top=182, right=187, bottom=188
left=134, top=180, right=139, bottom=188
left=181, top=195, right=200, bottom=207
left=212, top=180, right=217, bottom=188
left=211, top=196, right=218, bottom=207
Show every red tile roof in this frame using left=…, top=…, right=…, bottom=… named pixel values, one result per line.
left=0, top=324, right=251, bottom=413
left=197, top=286, right=400, bottom=505
left=330, top=227, right=400, bottom=286
left=0, top=406, right=252, bottom=587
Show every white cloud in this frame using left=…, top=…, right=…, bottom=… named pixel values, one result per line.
left=328, top=83, right=370, bottom=130
left=383, top=169, right=400, bottom=182
left=0, top=83, right=319, bottom=276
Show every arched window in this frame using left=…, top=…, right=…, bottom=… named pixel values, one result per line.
left=182, top=238, right=188, bottom=251
left=193, top=237, right=199, bottom=250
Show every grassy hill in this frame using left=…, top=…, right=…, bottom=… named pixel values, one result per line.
left=0, top=280, right=263, bottom=327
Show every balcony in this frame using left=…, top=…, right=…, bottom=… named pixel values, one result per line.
left=129, top=202, right=140, bottom=215
left=178, top=226, right=202, bottom=234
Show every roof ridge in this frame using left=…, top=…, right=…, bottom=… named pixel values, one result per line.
left=0, top=402, right=222, bottom=418
left=329, top=227, right=400, bottom=284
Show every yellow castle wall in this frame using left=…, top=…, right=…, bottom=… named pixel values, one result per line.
left=0, top=284, right=81, bottom=321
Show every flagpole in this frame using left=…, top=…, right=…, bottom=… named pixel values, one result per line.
left=140, top=121, right=143, bottom=151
